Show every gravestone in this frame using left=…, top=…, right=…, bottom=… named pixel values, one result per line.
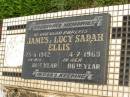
left=22, top=13, right=110, bottom=84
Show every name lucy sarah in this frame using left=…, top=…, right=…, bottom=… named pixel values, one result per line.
left=26, top=33, right=104, bottom=51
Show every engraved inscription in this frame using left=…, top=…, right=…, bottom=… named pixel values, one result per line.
left=22, top=14, right=110, bottom=84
